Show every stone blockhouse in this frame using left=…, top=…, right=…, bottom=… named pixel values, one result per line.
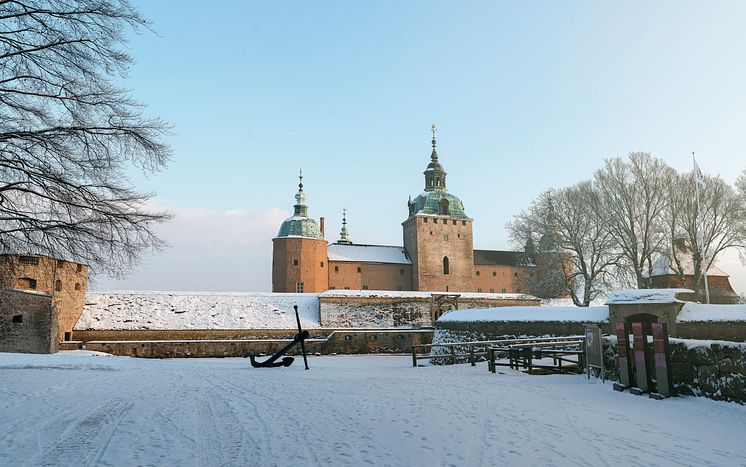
left=0, top=254, right=88, bottom=341
left=0, top=288, right=61, bottom=354
left=272, top=130, right=540, bottom=294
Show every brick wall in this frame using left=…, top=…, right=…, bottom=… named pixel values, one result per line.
left=0, top=288, right=60, bottom=354
left=403, top=215, right=475, bottom=292
left=272, top=237, right=328, bottom=292
left=473, top=265, right=534, bottom=294
left=328, top=261, right=412, bottom=291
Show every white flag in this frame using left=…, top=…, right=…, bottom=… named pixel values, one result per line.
left=693, top=157, right=706, bottom=189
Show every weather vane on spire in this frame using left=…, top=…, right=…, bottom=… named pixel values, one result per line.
left=298, top=168, right=304, bottom=192
left=431, top=123, right=437, bottom=147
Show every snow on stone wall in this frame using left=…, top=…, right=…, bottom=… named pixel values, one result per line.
left=676, top=303, right=746, bottom=322
left=437, top=306, right=609, bottom=323
left=606, top=288, right=694, bottom=305
left=320, top=299, right=432, bottom=328
left=76, top=291, right=321, bottom=330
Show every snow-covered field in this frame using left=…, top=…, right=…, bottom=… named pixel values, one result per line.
left=1, top=352, right=745, bottom=466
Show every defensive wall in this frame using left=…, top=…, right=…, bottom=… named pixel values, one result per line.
left=64, top=329, right=434, bottom=358
left=603, top=337, right=746, bottom=404
left=0, top=288, right=60, bottom=354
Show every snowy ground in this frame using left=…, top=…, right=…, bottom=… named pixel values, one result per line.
left=1, top=353, right=745, bottom=466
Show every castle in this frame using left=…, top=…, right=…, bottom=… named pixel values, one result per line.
left=272, top=128, right=538, bottom=294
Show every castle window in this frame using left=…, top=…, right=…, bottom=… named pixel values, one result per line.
left=457, top=233, right=461, bottom=238
left=344, top=287, right=350, bottom=290
left=16, top=277, right=37, bottom=290
left=57, top=260, right=64, bottom=268
left=476, top=271, right=480, bottom=276
left=430, top=231, right=433, bottom=235
left=76, top=264, right=83, bottom=273
left=55, top=280, right=62, bottom=292
left=501, top=288, right=506, bottom=293
left=320, top=261, right=324, bottom=268
left=514, top=272, right=518, bottom=277
left=439, top=198, right=449, bottom=215
left=462, top=220, right=466, bottom=226
left=443, top=256, right=450, bottom=275
left=452, top=220, right=457, bottom=225
left=357, top=267, right=362, bottom=273
left=477, top=288, right=482, bottom=293
left=334, top=266, right=339, bottom=273
left=293, top=259, right=299, bottom=266
left=400, top=269, right=404, bottom=275
left=423, top=217, right=428, bottom=223
left=12, top=314, right=23, bottom=323
left=444, top=234, right=448, bottom=241
left=363, top=285, right=368, bottom=290
left=433, top=218, right=437, bottom=224
left=493, top=272, right=497, bottom=277
left=295, top=282, right=304, bottom=293
left=19, top=256, right=39, bottom=265
left=445, top=285, right=449, bottom=292
left=490, top=288, right=495, bottom=293
left=75, top=283, right=81, bottom=291
left=64, top=332, right=71, bottom=341
left=329, top=286, right=336, bottom=290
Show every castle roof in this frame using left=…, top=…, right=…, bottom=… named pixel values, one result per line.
left=328, top=243, right=411, bottom=264
left=410, top=191, right=468, bottom=219
left=276, top=171, right=324, bottom=240
left=474, top=249, right=536, bottom=267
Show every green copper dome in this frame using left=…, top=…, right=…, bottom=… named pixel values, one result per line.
left=406, top=126, right=468, bottom=219
left=276, top=172, right=324, bottom=240
left=410, top=191, right=468, bottom=218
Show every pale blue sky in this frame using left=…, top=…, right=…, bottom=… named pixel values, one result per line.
left=96, top=1, right=746, bottom=293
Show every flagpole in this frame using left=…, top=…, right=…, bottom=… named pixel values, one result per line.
left=693, top=152, right=710, bottom=303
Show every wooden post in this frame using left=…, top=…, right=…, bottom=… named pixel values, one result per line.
left=469, top=344, right=475, bottom=366
left=451, top=346, right=456, bottom=365
left=488, top=348, right=495, bottom=373
left=412, top=345, right=418, bottom=367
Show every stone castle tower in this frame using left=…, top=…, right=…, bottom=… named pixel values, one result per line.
left=402, top=125, right=475, bottom=292
left=271, top=173, right=328, bottom=293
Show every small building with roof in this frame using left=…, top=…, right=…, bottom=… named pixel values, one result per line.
left=272, top=126, right=539, bottom=294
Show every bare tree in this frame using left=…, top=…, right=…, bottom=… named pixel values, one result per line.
left=509, top=183, right=621, bottom=306
left=664, top=171, right=746, bottom=293
left=0, top=0, right=171, bottom=276
left=593, top=153, right=674, bottom=288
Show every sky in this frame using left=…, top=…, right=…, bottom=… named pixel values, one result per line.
left=94, top=1, right=746, bottom=294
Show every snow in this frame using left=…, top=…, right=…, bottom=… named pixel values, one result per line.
left=647, top=253, right=728, bottom=277
left=1, top=352, right=745, bottom=466
left=76, top=291, right=320, bottom=330
left=676, top=303, right=746, bottom=322
left=320, top=289, right=532, bottom=300
left=438, top=306, right=609, bottom=323
left=670, top=337, right=746, bottom=350
left=606, top=288, right=694, bottom=305
left=327, top=243, right=411, bottom=264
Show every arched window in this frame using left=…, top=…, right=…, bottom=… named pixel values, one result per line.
left=443, top=256, right=450, bottom=275
left=55, top=280, right=62, bottom=292
left=439, top=198, right=449, bottom=215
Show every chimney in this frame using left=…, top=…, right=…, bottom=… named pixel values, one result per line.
left=320, top=217, right=325, bottom=238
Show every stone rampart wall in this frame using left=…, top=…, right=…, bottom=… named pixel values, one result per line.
left=674, top=322, right=746, bottom=342
left=433, top=320, right=610, bottom=346
left=319, top=295, right=540, bottom=328
left=75, top=329, right=433, bottom=358
left=603, top=337, right=746, bottom=404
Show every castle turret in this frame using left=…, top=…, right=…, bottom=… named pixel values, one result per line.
left=402, top=125, right=475, bottom=292
left=338, top=208, right=352, bottom=245
left=272, top=171, right=329, bottom=292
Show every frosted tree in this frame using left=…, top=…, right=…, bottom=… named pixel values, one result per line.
left=0, top=0, right=171, bottom=275
left=593, top=152, right=674, bottom=288
left=509, top=183, right=621, bottom=306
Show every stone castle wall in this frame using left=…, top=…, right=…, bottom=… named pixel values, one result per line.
left=0, top=289, right=60, bottom=354
left=604, top=337, right=746, bottom=404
